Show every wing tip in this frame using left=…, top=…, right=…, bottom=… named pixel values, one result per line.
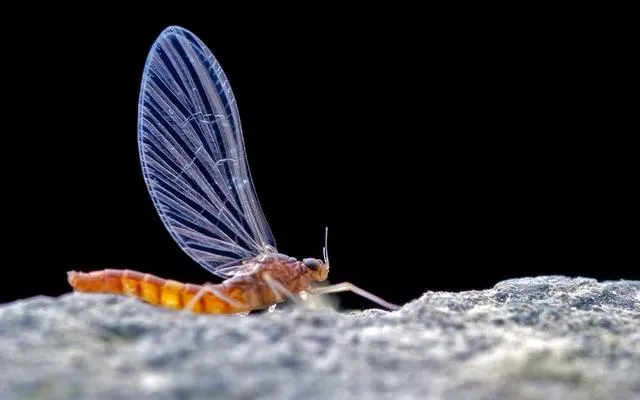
left=156, top=25, right=197, bottom=43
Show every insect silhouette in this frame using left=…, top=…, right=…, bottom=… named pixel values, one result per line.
left=67, top=26, right=400, bottom=314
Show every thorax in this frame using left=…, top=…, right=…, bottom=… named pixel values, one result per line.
left=222, top=253, right=314, bottom=295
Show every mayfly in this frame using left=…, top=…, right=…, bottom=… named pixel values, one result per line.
left=67, top=26, right=400, bottom=314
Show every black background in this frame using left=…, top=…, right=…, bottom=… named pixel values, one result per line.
left=3, top=11, right=636, bottom=311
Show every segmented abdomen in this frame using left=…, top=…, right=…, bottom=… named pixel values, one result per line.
left=67, top=269, right=245, bottom=314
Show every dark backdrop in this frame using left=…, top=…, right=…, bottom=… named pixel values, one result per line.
left=3, top=14, right=636, bottom=311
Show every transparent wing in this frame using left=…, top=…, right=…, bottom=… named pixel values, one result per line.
left=138, top=26, right=276, bottom=278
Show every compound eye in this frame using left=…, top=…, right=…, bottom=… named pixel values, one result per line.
left=303, top=258, right=321, bottom=271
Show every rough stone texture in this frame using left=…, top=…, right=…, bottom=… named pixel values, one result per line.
left=0, top=276, right=638, bottom=399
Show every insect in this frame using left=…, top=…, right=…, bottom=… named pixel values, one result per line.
left=67, top=26, right=400, bottom=314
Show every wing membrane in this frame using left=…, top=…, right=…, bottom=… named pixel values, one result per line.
left=138, top=26, right=276, bottom=278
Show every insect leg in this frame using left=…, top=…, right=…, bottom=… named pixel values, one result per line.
left=182, top=283, right=244, bottom=314
left=262, top=273, right=303, bottom=306
left=311, top=282, right=401, bottom=310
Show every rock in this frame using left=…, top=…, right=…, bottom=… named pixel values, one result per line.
left=0, top=276, right=638, bottom=399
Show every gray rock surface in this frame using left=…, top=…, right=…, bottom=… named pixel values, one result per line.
left=0, top=276, right=638, bottom=399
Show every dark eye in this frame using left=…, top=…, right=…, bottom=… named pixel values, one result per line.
left=303, top=258, right=320, bottom=271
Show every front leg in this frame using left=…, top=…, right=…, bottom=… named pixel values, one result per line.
left=311, top=282, right=400, bottom=310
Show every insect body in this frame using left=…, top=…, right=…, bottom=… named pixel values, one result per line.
left=67, top=26, right=399, bottom=314
left=68, top=253, right=328, bottom=314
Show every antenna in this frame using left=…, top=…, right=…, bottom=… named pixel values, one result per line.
left=323, top=226, right=330, bottom=268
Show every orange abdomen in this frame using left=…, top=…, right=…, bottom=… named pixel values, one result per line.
left=67, top=269, right=246, bottom=314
